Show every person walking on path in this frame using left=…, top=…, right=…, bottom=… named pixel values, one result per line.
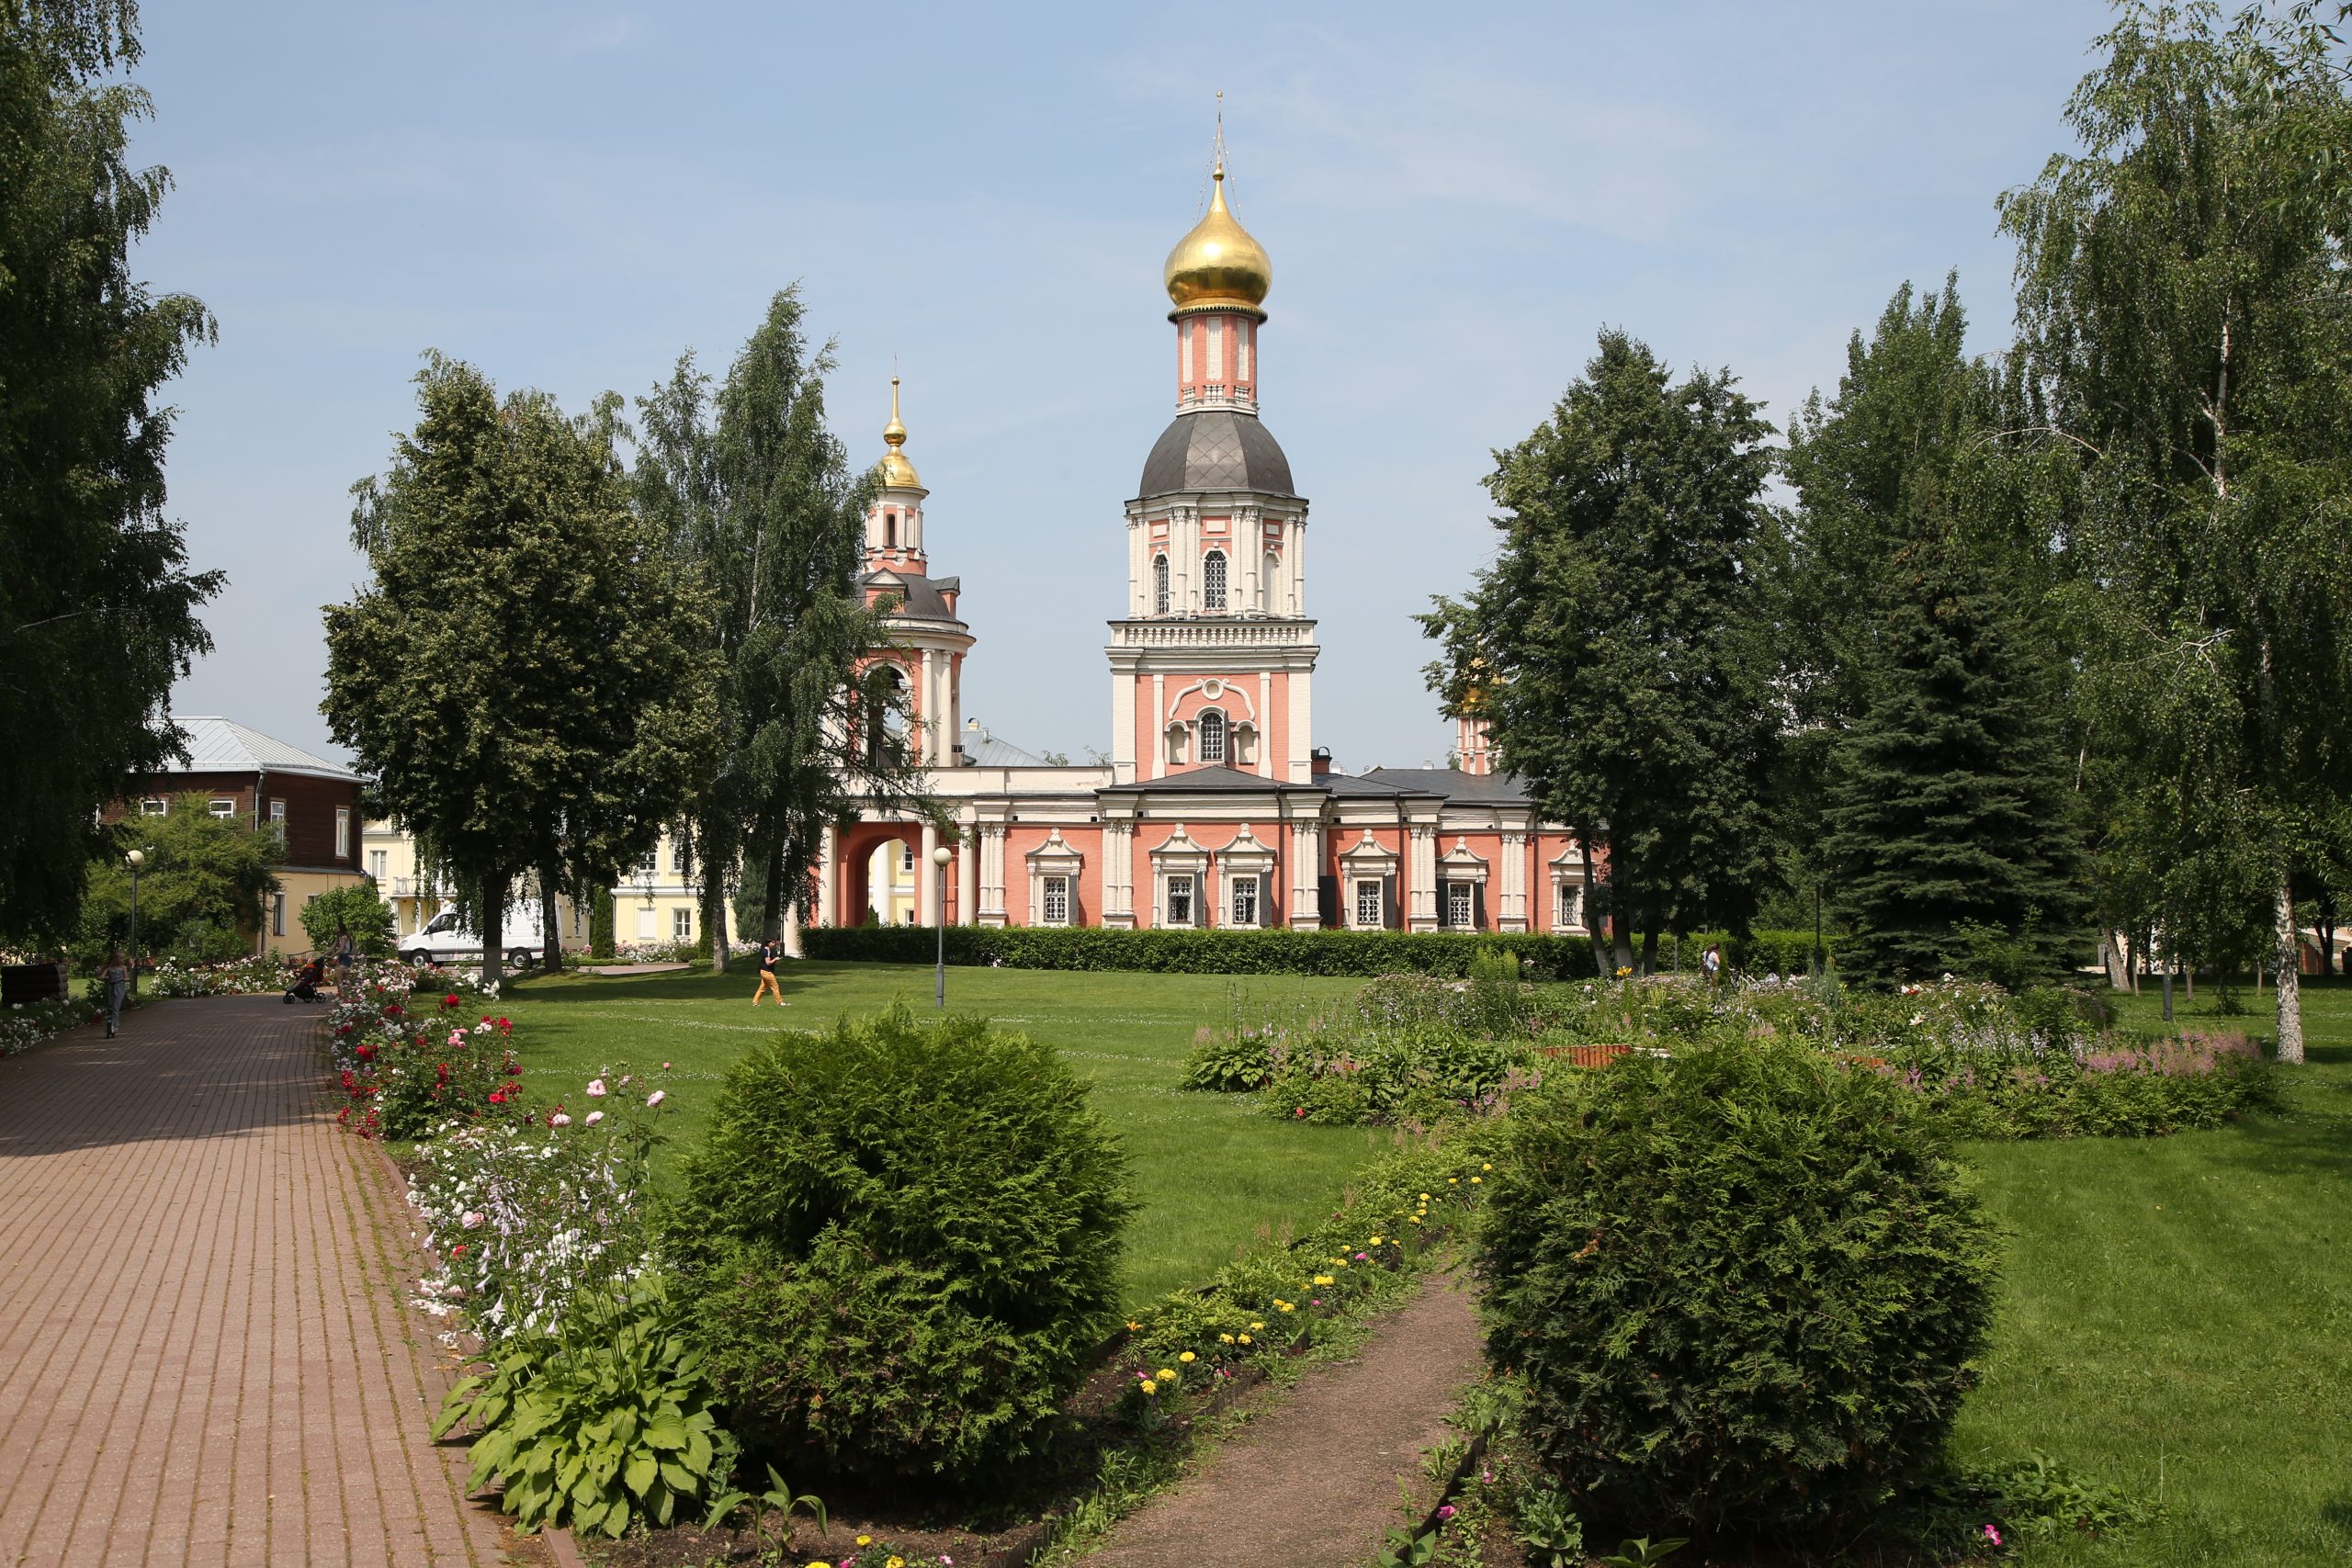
left=1702, top=942, right=1724, bottom=987
left=752, top=938, right=787, bottom=1006
left=99, top=949, right=130, bottom=1038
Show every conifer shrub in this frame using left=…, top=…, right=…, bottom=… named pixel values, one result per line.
left=667, top=1004, right=1134, bottom=1483
left=1479, top=1034, right=1996, bottom=1538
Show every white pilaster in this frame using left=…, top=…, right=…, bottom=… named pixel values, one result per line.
left=1408, top=825, right=1439, bottom=931
left=1290, top=819, right=1322, bottom=929
left=956, top=818, right=978, bottom=924
left=1258, top=671, right=1273, bottom=778
left=817, top=823, right=839, bottom=928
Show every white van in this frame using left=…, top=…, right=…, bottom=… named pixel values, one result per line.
left=401, top=903, right=548, bottom=970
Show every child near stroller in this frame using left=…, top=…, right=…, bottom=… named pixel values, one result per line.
left=282, top=957, right=326, bottom=1005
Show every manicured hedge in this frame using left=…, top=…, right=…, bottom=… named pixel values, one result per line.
left=800, top=923, right=1605, bottom=979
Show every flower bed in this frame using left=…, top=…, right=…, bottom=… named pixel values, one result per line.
left=150, top=953, right=288, bottom=997
left=0, top=994, right=108, bottom=1057
left=325, top=970, right=524, bottom=1140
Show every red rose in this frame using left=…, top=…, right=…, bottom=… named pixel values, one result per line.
left=451, top=1244, right=467, bottom=1257
left=443, top=994, right=459, bottom=1008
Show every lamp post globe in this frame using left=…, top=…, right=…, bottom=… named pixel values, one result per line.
left=125, top=849, right=147, bottom=997
left=931, top=846, right=953, bottom=1009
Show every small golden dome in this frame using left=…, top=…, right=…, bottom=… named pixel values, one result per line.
left=877, top=376, right=922, bottom=490
left=1164, top=161, right=1271, bottom=320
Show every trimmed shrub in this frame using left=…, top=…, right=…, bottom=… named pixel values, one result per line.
left=1479, top=1035, right=1996, bottom=1538
left=800, top=922, right=1602, bottom=980
left=668, top=1005, right=1134, bottom=1483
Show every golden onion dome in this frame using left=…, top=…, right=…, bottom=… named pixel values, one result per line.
left=1163, top=160, right=1271, bottom=319
left=877, top=376, right=922, bottom=490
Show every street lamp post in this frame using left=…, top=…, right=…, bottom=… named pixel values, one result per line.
left=126, top=849, right=147, bottom=998
left=931, top=845, right=954, bottom=1008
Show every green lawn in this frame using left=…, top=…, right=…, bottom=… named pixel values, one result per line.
left=487, top=959, right=1374, bottom=1305
left=489, top=960, right=2352, bottom=1562
left=1953, top=980, right=2352, bottom=1566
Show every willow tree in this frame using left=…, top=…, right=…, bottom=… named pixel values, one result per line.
left=636, top=288, right=926, bottom=970
left=1999, top=1, right=2352, bottom=1060
left=0, top=0, right=220, bottom=941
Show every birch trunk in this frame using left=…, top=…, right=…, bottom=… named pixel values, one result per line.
left=2275, top=873, right=2305, bottom=1065
left=2100, top=931, right=2132, bottom=990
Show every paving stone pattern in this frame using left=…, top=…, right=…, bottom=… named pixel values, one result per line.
left=0, top=997, right=514, bottom=1565
left=1084, top=1269, right=1487, bottom=1568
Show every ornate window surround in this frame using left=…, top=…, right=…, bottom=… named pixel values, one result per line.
left=1025, top=829, right=1084, bottom=928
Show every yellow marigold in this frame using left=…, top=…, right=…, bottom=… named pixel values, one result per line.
left=1218, top=1333, right=1235, bottom=1344
left=1482, top=1162, right=1493, bottom=1171
left=1471, top=1176, right=1483, bottom=1184
left=1370, top=1235, right=1383, bottom=1247
left=1125, top=1320, right=1142, bottom=1332
left=1279, top=1301, right=1296, bottom=1313
left=1313, top=1274, right=1334, bottom=1286
left=1179, top=1350, right=1196, bottom=1363
left=1140, top=1380, right=1159, bottom=1395
left=888, top=1558, right=904, bottom=1568
left=856, top=1538, right=872, bottom=1548
left=1410, top=1215, right=1424, bottom=1225
left=1335, top=1258, right=1350, bottom=1268
left=1250, top=1321, right=1264, bottom=1331
left=1238, top=1333, right=1253, bottom=1345
left=1419, top=1192, right=1431, bottom=1201
left=1157, top=1367, right=1176, bottom=1382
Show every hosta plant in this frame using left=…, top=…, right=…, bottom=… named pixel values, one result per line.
left=433, top=1275, right=735, bottom=1538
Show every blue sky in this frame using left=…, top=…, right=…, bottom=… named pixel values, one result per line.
left=139, top=0, right=2117, bottom=772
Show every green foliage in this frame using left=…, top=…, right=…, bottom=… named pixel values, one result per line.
left=700, top=1463, right=827, bottom=1555
left=634, top=289, right=926, bottom=967
left=669, top=1004, right=1134, bottom=1480
left=331, top=985, right=525, bottom=1141
left=1257, top=1023, right=1539, bottom=1125
left=298, top=879, right=396, bottom=957
left=0, top=2, right=224, bottom=944
left=75, top=796, right=280, bottom=964
left=802, top=922, right=1602, bottom=979
left=589, top=886, right=615, bottom=959
left=1819, top=531, right=2088, bottom=987
left=433, top=1276, right=735, bottom=1539
left=1479, top=1033, right=1997, bottom=1537
left=325, top=355, right=715, bottom=992
left=1421, top=328, right=1781, bottom=967
left=1596, top=1538, right=1689, bottom=1567
left=1510, top=1480, right=1585, bottom=1568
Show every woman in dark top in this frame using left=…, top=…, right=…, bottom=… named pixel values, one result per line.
left=752, top=938, right=786, bottom=1006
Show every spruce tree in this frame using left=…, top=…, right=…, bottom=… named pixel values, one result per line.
left=1820, top=533, right=2085, bottom=986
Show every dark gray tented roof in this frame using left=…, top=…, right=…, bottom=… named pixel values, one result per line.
left=861, top=570, right=966, bottom=627
left=1360, top=767, right=1534, bottom=806
left=1097, top=765, right=1309, bottom=795
left=1137, top=411, right=1296, bottom=498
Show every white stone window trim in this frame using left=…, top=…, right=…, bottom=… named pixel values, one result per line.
left=1025, top=829, right=1085, bottom=929
left=1198, top=707, right=1227, bottom=763
left=1149, top=829, right=1210, bottom=930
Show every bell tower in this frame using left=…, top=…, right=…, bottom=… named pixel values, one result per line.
left=859, top=379, right=972, bottom=768
left=1106, top=141, right=1317, bottom=784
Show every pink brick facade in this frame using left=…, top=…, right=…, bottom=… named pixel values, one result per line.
left=814, top=148, right=1593, bottom=942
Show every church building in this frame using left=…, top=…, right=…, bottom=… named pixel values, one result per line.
left=819, top=148, right=1597, bottom=940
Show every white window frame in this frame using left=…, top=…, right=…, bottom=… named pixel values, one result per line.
left=1354, top=878, right=1384, bottom=931
left=1446, top=880, right=1474, bottom=929
left=636, top=850, right=660, bottom=882
left=267, top=799, right=286, bottom=830
left=209, top=797, right=236, bottom=819
left=1153, top=554, right=1170, bottom=615
left=270, top=892, right=286, bottom=937
left=1555, top=882, right=1584, bottom=930
left=1041, top=874, right=1071, bottom=927
left=1165, top=873, right=1197, bottom=929
left=368, top=850, right=388, bottom=882
left=1198, top=708, right=1227, bottom=764
left=1202, top=548, right=1227, bottom=612
left=672, top=907, right=693, bottom=941
left=635, top=906, right=659, bottom=940
left=334, top=807, right=352, bottom=859
left=1229, top=874, right=1260, bottom=929
left=900, top=842, right=916, bottom=874
left=139, top=796, right=168, bottom=817
left=672, top=839, right=692, bottom=874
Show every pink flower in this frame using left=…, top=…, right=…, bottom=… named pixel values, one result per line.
left=1983, top=1525, right=2001, bottom=1547
left=661, top=1061, right=672, bottom=1070
left=461, top=1211, right=484, bottom=1229
left=1437, top=1504, right=1455, bottom=1522
left=447, top=1030, right=467, bottom=1046
left=646, top=1089, right=666, bottom=1107
left=584, top=1110, right=605, bottom=1126
left=586, top=1078, right=606, bottom=1098
left=549, top=1112, right=571, bottom=1127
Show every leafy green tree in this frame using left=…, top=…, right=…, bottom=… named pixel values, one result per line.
left=77, top=795, right=280, bottom=964
left=0, top=0, right=221, bottom=942
left=2000, top=1, right=2352, bottom=1059
left=1422, top=330, right=1780, bottom=972
left=297, top=878, right=396, bottom=958
left=326, top=356, right=715, bottom=993
left=634, top=288, right=927, bottom=969
left=1782, top=280, right=2089, bottom=985
left=1817, top=533, right=2087, bottom=984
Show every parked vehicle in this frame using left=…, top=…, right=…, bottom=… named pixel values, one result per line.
left=400, top=903, right=547, bottom=970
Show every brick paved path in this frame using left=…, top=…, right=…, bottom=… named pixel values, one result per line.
left=0, top=997, right=517, bottom=1566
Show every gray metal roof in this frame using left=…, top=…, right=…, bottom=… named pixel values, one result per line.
left=1361, top=767, right=1534, bottom=806
left=1098, top=765, right=1311, bottom=795
left=1137, top=411, right=1296, bottom=499
left=968, top=733, right=1047, bottom=767
left=863, top=570, right=967, bottom=627
left=167, top=716, right=359, bottom=781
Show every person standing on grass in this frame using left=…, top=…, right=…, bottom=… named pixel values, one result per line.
left=100, top=949, right=130, bottom=1038
left=752, top=936, right=786, bottom=1006
left=1702, top=942, right=1724, bottom=987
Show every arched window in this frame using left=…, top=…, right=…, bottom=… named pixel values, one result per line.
left=1261, top=550, right=1280, bottom=613
left=1198, top=708, right=1227, bottom=764
left=1153, top=554, right=1170, bottom=615
left=884, top=512, right=897, bottom=548
left=1202, top=549, right=1227, bottom=612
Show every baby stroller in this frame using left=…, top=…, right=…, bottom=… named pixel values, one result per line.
left=282, top=959, right=326, bottom=1005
